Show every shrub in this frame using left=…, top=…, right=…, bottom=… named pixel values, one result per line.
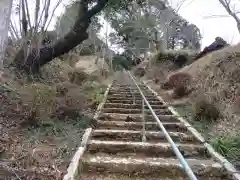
left=174, top=54, right=188, bottom=67
left=68, top=68, right=89, bottom=85
left=18, top=84, right=57, bottom=126
left=154, top=78, right=159, bottom=84
left=193, top=100, right=220, bottom=121
left=233, top=96, right=240, bottom=113
left=134, top=67, right=145, bottom=77
left=173, top=85, right=189, bottom=98
left=166, top=72, right=192, bottom=89
left=54, top=88, right=86, bottom=120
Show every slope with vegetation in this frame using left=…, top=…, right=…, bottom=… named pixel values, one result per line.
left=142, top=45, right=240, bottom=169
left=0, top=54, right=110, bottom=179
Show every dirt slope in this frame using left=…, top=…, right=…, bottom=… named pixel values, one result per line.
left=176, top=44, right=240, bottom=136
left=75, top=55, right=109, bottom=74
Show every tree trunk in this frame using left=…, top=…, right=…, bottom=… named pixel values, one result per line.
left=15, top=0, right=108, bottom=74
left=0, top=0, right=13, bottom=69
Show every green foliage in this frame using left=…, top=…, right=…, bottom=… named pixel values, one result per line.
left=210, top=135, right=240, bottom=162
left=112, top=54, right=133, bottom=70
left=172, top=104, right=214, bottom=133
left=81, top=82, right=107, bottom=109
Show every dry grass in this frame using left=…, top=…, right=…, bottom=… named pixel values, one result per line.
left=69, top=68, right=89, bottom=85
left=172, top=85, right=189, bottom=99
left=162, top=72, right=192, bottom=90
left=0, top=53, right=110, bottom=179
left=145, top=44, right=240, bottom=166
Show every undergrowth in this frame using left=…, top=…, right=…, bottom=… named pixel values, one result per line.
left=173, top=103, right=239, bottom=167
left=210, top=135, right=240, bottom=164
left=172, top=103, right=216, bottom=133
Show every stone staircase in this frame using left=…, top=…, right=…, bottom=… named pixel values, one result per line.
left=65, top=74, right=239, bottom=180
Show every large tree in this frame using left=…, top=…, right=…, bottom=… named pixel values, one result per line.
left=104, top=0, right=202, bottom=57
left=14, top=0, right=119, bottom=73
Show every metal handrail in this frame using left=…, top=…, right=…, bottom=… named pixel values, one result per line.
left=127, top=71, right=198, bottom=180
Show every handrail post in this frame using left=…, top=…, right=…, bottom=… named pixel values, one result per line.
left=142, top=99, right=146, bottom=142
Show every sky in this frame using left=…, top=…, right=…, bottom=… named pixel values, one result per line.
left=12, top=0, right=240, bottom=50
left=171, top=0, right=240, bottom=48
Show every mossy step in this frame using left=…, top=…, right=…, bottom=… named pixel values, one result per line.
left=91, top=130, right=200, bottom=144
left=96, top=121, right=188, bottom=132
left=82, top=155, right=228, bottom=179
left=87, top=140, right=210, bottom=159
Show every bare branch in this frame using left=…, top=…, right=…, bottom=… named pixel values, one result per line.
left=21, top=0, right=28, bottom=37
left=24, top=0, right=32, bottom=29
left=219, top=0, right=240, bottom=33
left=41, top=0, right=51, bottom=32
left=36, top=0, right=48, bottom=30
left=44, top=0, right=63, bottom=32
left=34, top=0, right=40, bottom=33
left=10, top=20, right=20, bottom=39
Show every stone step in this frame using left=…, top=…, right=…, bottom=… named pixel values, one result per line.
left=105, top=100, right=163, bottom=105
left=82, top=155, right=228, bottom=179
left=101, top=108, right=173, bottom=115
left=107, top=97, right=159, bottom=101
left=96, top=121, right=188, bottom=132
left=109, top=88, right=151, bottom=92
left=103, top=103, right=167, bottom=109
left=109, top=89, right=154, bottom=95
left=91, top=130, right=200, bottom=144
left=87, top=140, right=210, bottom=159
left=98, top=114, right=181, bottom=123
left=108, top=92, right=154, bottom=96
left=107, top=95, right=156, bottom=99
left=79, top=173, right=227, bottom=180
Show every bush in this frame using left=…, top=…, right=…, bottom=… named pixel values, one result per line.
left=18, top=82, right=87, bottom=126
left=233, top=96, right=240, bottom=113
left=193, top=100, right=220, bottom=121
left=68, top=68, right=89, bottom=85
left=134, top=67, right=145, bottom=77
left=164, top=72, right=192, bottom=89
left=175, top=54, right=188, bottom=67
left=173, top=85, right=189, bottom=98
left=54, top=87, right=86, bottom=120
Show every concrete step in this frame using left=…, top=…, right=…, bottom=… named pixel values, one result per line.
left=98, top=114, right=181, bottom=123
left=105, top=100, right=163, bottom=105
left=91, top=130, right=199, bottom=144
left=79, top=173, right=228, bottom=180
left=87, top=140, right=210, bottom=159
left=108, top=92, right=154, bottom=96
left=101, top=108, right=172, bottom=115
left=82, top=155, right=228, bottom=179
left=103, top=103, right=167, bottom=109
left=107, top=95, right=156, bottom=99
left=96, top=121, right=188, bottom=132
left=107, top=97, right=159, bottom=101
left=109, top=88, right=151, bottom=92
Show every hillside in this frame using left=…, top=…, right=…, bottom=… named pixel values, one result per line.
left=0, top=54, right=111, bottom=179
left=75, top=55, right=110, bottom=74
left=142, top=45, right=240, bottom=168
left=178, top=44, right=240, bottom=136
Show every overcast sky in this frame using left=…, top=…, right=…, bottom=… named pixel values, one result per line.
left=44, top=0, right=240, bottom=49
left=172, top=0, right=240, bottom=48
